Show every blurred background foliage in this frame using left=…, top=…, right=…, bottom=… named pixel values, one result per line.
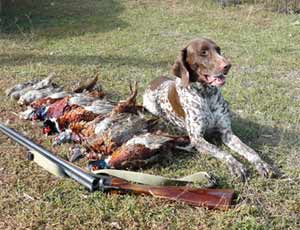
left=1, top=0, right=300, bottom=15
left=0, top=0, right=299, bottom=36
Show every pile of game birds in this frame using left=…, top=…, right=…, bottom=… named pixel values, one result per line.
left=6, top=74, right=190, bottom=170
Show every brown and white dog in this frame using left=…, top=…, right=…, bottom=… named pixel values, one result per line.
left=143, top=38, right=275, bottom=180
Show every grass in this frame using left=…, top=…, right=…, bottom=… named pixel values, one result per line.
left=1, top=0, right=300, bottom=229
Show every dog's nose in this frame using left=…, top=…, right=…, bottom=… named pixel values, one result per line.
left=222, top=63, right=231, bottom=74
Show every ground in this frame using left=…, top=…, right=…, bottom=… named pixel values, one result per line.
left=0, top=0, right=300, bottom=229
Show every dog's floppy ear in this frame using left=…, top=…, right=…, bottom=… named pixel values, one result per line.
left=171, top=48, right=190, bottom=88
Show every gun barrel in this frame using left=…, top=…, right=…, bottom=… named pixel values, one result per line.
left=0, top=123, right=99, bottom=191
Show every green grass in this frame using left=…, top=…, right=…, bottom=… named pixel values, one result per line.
left=1, top=0, right=300, bottom=229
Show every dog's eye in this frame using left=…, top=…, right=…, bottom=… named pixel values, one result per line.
left=200, top=50, right=208, bottom=56
left=216, top=47, right=221, bottom=54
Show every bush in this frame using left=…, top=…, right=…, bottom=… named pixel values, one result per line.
left=216, top=0, right=300, bottom=14
left=252, top=0, right=300, bottom=13
left=0, top=0, right=33, bottom=15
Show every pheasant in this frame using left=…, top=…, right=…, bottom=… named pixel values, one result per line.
left=107, top=133, right=190, bottom=169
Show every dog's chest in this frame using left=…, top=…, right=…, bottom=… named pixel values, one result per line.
left=177, top=83, right=228, bottom=129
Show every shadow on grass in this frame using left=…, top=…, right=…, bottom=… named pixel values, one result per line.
left=152, top=112, right=299, bottom=185
left=0, top=53, right=171, bottom=69
left=1, top=0, right=128, bottom=37
left=229, top=115, right=281, bottom=167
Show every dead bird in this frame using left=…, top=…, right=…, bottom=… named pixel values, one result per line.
left=83, top=99, right=115, bottom=115
left=18, top=86, right=64, bottom=105
left=14, top=74, right=106, bottom=123
left=111, top=81, right=141, bottom=116
left=85, top=113, right=151, bottom=155
left=50, top=82, right=142, bottom=144
left=81, top=83, right=153, bottom=155
left=98, top=133, right=190, bottom=169
left=30, top=91, right=70, bottom=109
left=68, top=145, right=87, bottom=162
left=72, top=75, right=100, bottom=93
left=5, top=79, right=39, bottom=98
left=10, top=74, right=57, bottom=102
left=41, top=93, right=110, bottom=135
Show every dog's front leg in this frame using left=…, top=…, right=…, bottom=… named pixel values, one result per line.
left=184, top=107, right=248, bottom=180
left=221, top=130, right=276, bottom=178
left=191, top=136, right=248, bottom=181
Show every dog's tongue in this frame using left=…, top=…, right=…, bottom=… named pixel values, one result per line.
left=207, top=75, right=226, bottom=86
left=215, top=76, right=225, bottom=85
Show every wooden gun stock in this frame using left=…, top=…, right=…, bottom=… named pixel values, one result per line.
left=110, top=178, right=235, bottom=210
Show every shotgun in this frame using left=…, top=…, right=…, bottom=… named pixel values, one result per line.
left=0, top=123, right=235, bottom=209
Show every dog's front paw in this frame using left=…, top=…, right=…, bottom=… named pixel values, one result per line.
left=254, top=161, right=277, bottom=178
left=228, top=159, right=248, bottom=182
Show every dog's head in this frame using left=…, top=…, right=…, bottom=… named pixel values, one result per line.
left=172, top=38, right=231, bottom=87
